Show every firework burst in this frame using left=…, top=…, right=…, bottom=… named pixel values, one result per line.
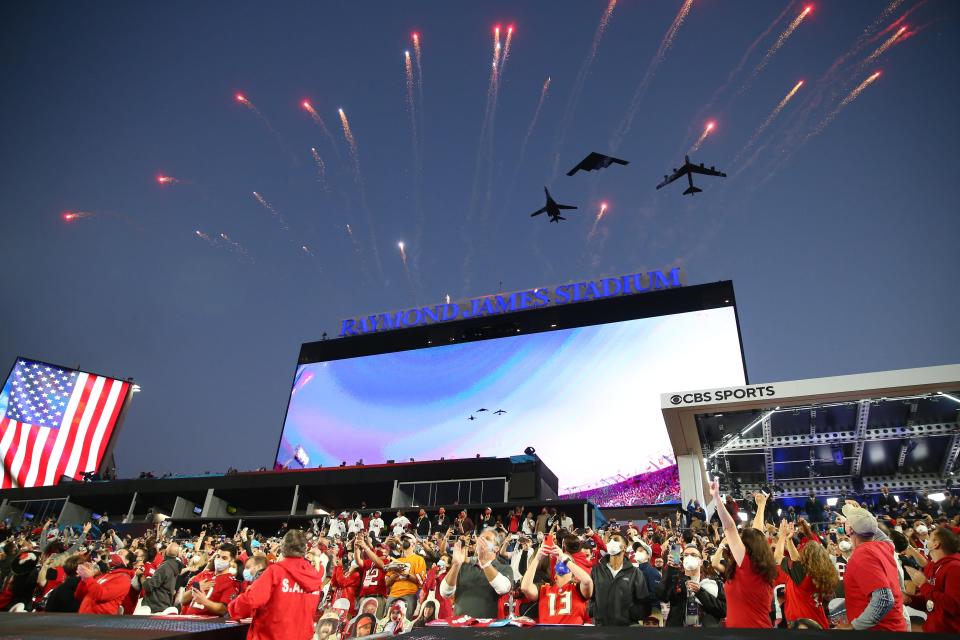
left=252, top=191, right=289, bottom=230
left=688, top=121, right=716, bottom=155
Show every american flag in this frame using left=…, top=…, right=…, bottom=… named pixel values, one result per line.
left=0, top=359, right=129, bottom=489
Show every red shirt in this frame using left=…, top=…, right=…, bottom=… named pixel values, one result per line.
left=330, top=565, right=361, bottom=615
left=538, top=582, right=587, bottom=624
left=180, top=570, right=240, bottom=616
left=779, top=561, right=829, bottom=629
left=725, top=552, right=773, bottom=628
left=41, top=566, right=66, bottom=596
left=845, top=540, right=907, bottom=631
left=359, top=557, right=387, bottom=597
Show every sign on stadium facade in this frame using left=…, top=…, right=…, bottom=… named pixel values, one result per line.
left=339, top=268, right=684, bottom=337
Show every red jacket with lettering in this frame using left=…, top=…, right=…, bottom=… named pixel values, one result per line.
left=76, top=568, right=134, bottom=615
left=228, top=557, right=324, bottom=640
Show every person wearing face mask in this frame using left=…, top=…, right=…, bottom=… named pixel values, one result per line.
left=180, top=543, right=240, bottom=616
left=440, top=529, right=514, bottom=618
left=903, top=526, right=960, bottom=633
left=589, top=532, right=650, bottom=625
left=657, top=545, right=725, bottom=627
left=141, top=542, right=182, bottom=613
left=385, top=534, right=425, bottom=618
left=520, top=537, right=594, bottom=624
left=241, top=556, right=269, bottom=592
left=420, top=553, right=454, bottom=619
left=633, top=546, right=662, bottom=609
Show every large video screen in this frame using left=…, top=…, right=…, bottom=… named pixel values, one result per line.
left=0, top=358, right=130, bottom=489
left=276, top=306, right=745, bottom=507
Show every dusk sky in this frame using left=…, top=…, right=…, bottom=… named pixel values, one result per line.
left=1, top=1, right=957, bottom=477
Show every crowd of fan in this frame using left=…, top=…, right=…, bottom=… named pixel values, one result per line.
left=565, top=466, right=681, bottom=508
left=0, top=488, right=958, bottom=639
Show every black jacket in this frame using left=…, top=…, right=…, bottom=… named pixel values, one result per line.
left=589, top=556, right=650, bottom=626
left=44, top=575, right=81, bottom=613
left=656, top=564, right=726, bottom=627
left=142, top=555, right=183, bottom=612
left=433, top=515, right=451, bottom=533
left=415, top=516, right=431, bottom=537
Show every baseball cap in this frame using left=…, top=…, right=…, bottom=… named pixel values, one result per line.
left=842, top=503, right=878, bottom=536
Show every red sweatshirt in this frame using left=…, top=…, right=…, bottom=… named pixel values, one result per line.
left=917, top=554, right=960, bottom=633
left=228, top=557, right=324, bottom=640
left=76, top=568, right=134, bottom=614
left=330, top=564, right=362, bottom=615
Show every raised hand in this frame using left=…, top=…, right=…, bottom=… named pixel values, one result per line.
left=451, top=541, right=467, bottom=566
left=754, top=491, right=768, bottom=506
left=709, top=478, right=720, bottom=499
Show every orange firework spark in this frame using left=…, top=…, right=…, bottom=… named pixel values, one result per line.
left=62, top=211, right=93, bottom=222
left=398, top=241, right=408, bottom=266
left=810, top=71, right=881, bottom=138
left=252, top=191, right=288, bottom=230
left=588, top=202, right=609, bottom=240
left=752, top=6, right=812, bottom=78
left=412, top=33, right=423, bottom=93
left=499, top=25, right=514, bottom=75
left=735, top=80, right=804, bottom=164
left=301, top=99, right=335, bottom=142
left=235, top=92, right=277, bottom=135
left=688, top=121, right=716, bottom=155
left=864, top=25, right=907, bottom=65
left=338, top=108, right=359, bottom=167
left=156, top=174, right=178, bottom=185
left=194, top=230, right=212, bottom=243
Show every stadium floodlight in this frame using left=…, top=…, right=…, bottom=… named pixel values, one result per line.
left=826, top=497, right=839, bottom=506
left=937, top=392, right=960, bottom=405
left=737, top=512, right=748, bottom=522
left=893, top=495, right=900, bottom=503
left=929, top=492, right=946, bottom=502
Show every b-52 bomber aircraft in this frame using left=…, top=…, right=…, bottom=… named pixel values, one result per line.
left=656, top=155, right=727, bottom=195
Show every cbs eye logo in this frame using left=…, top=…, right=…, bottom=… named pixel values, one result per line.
left=670, top=395, right=682, bottom=405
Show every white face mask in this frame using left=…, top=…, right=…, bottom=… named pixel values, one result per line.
left=214, top=558, right=230, bottom=573
left=838, top=540, right=852, bottom=552
left=636, top=551, right=649, bottom=564
left=606, top=541, right=623, bottom=556
left=916, top=525, right=929, bottom=535
left=682, top=556, right=702, bottom=572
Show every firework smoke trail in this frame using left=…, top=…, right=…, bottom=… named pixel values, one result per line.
left=863, top=26, right=907, bottom=66
left=498, top=25, right=514, bottom=77
left=808, top=71, right=881, bottom=140
left=551, top=0, right=618, bottom=176
left=734, top=80, right=804, bottom=165
left=518, top=77, right=552, bottom=166
left=235, top=93, right=279, bottom=136
left=219, top=233, right=253, bottom=262
left=865, top=0, right=906, bottom=37
left=345, top=224, right=361, bottom=254
left=740, top=5, right=812, bottom=93
left=252, top=191, right=289, bottom=230
left=587, top=202, right=609, bottom=241
left=310, top=147, right=330, bottom=194
left=194, top=230, right=215, bottom=245
left=412, top=33, right=424, bottom=106
left=610, top=0, right=694, bottom=151
left=338, top=108, right=383, bottom=280
left=156, top=174, right=178, bottom=185
left=301, top=244, right=315, bottom=257
left=694, top=1, right=796, bottom=129
left=301, top=100, right=341, bottom=163
left=688, top=121, right=715, bottom=155
left=404, top=51, right=419, bottom=163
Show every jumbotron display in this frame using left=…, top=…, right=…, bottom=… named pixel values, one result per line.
left=0, top=358, right=130, bottom=489
left=276, top=305, right=746, bottom=507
